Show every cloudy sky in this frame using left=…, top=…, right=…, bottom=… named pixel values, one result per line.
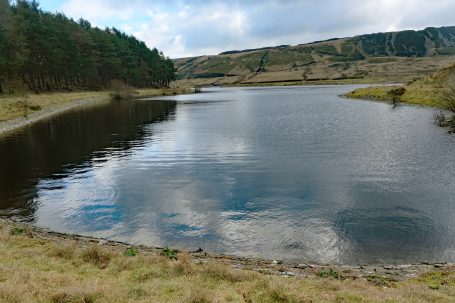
left=38, top=0, right=455, bottom=58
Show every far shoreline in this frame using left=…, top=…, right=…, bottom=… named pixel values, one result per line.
left=0, top=87, right=194, bottom=138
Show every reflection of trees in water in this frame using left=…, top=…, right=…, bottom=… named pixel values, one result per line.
left=0, top=100, right=177, bottom=220
left=334, top=206, right=445, bottom=263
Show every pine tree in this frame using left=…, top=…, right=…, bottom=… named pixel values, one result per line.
left=0, top=0, right=176, bottom=93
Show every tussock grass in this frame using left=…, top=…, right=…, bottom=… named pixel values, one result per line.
left=81, top=244, right=112, bottom=268
left=1, top=221, right=455, bottom=302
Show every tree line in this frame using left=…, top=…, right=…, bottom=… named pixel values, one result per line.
left=0, top=0, right=176, bottom=93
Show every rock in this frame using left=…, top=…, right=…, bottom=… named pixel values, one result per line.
left=272, top=260, right=278, bottom=265
left=305, top=264, right=316, bottom=269
left=192, top=247, right=204, bottom=253
left=396, top=264, right=412, bottom=270
left=295, top=263, right=308, bottom=269
left=98, top=240, right=107, bottom=245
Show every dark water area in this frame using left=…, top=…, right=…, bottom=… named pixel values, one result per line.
left=1, top=86, right=455, bottom=265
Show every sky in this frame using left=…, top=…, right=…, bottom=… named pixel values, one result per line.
left=36, top=0, right=455, bottom=59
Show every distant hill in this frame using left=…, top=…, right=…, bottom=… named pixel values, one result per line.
left=174, top=26, right=455, bottom=86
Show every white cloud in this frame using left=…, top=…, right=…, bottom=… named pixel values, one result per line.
left=61, top=0, right=137, bottom=21
left=53, top=0, right=455, bottom=58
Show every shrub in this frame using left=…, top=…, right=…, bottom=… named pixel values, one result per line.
left=161, top=247, right=178, bottom=260
left=123, top=247, right=138, bottom=257
left=387, top=87, right=406, bottom=103
left=317, top=268, right=340, bottom=279
left=110, top=79, right=134, bottom=100
left=10, top=227, right=26, bottom=236
left=435, top=85, right=455, bottom=133
left=29, top=104, right=41, bottom=111
left=441, top=85, right=455, bottom=113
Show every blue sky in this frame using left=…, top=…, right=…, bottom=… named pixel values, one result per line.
left=36, top=0, right=455, bottom=58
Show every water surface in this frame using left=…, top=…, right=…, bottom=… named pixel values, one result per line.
left=1, top=86, right=455, bottom=264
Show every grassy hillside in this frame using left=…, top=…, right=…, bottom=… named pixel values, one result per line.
left=2, top=219, right=455, bottom=302
left=174, top=26, right=455, bottom=86
left=345, top=63, right=455, bottom=108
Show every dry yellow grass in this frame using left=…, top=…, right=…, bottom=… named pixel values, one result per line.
left=0, top=87, right=193, bottom=122
left=1, top=222, right=455, bottom=302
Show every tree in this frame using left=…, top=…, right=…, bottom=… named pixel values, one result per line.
left=0, top=0, right=176, bottom=93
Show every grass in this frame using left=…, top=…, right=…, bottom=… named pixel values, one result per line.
left=344, top=85, right=445, bottom=108
left=344, top=63, right=455, bottom=108
left=1, top=222, right=455, bottom=302
left=0, top=87, right=193, bottom=122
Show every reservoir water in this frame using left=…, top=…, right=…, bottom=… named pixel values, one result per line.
left=1, top=85, right=455, bottom=264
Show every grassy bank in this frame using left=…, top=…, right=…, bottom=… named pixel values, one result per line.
left=0, top=87, right=192, bottom=122
left=1, top=220, right=455, bottom=302
left=344, top=64, right=455, bottom=108
left=344, top=85, right=444, bottom=108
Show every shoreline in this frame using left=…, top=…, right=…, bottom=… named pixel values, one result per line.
left=5, top=219, right=455, bottom=302
left=0, top=87, right=194, bottom=138
left=0, top=97, right=110, bottom=138
left=2, top=218, right=452, bottom=282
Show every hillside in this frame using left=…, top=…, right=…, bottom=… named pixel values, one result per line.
left=174, top=26, right=455, bottom=86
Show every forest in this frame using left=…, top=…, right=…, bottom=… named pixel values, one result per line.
left=0, top=0, right=176, bottom=93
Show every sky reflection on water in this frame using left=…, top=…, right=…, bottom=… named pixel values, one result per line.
left=1, top=86, right=455, bottom=264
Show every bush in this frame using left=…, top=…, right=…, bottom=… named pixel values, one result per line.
left=110, top=79, right=134, bottom=100
left=10, top=227, right=26, bottom=236
left=123, top=247, right=138, bottom=257
left=442, top=85, right=455, bottom=113
left=387, top=87, right=406, bottom=103
left=161, top=247, right=178, bottom=260
left=435, top=85, right=455, bottom=133
left=317, top=268, right=340, bottom=279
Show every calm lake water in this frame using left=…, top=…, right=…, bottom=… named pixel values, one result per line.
left=1, top=85, right=455, bottom=264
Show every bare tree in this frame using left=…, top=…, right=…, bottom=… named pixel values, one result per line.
left=435, top=84, right=455, bottom=132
